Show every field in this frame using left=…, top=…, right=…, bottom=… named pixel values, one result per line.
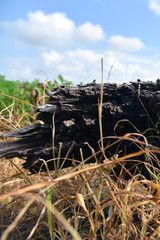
left=1, top=76, right=160, bottom=240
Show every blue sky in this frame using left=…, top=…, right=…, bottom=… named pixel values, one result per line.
left=1, top=0, right=160, bottom=84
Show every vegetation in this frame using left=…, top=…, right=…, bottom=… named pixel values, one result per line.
left=0, top=74, right=73, bottom=127
left=0, top=74, right=72, bottom=110
left=0, top=75, right=160, bottom=240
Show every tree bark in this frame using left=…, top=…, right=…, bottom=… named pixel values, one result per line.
left=1, top=80, right=160, bottom=172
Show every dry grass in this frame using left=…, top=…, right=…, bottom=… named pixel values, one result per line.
left=1, top=133, right=160, bottom=239
left=1, top=81, right=160, bottom=239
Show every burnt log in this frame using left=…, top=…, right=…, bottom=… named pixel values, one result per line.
left=1, top=80, right=160, bottom=173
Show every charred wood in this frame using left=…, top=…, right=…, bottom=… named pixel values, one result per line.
left=0, top=80, right=160, bottom=174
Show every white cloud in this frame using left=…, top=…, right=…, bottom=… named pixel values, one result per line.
left=108, top=35, right=145, bottom=52
left=149, top=0, right=160, bottom=15
left=76, top=22, right=105, bottom=42
left=40, top=49, right=102, bottom=82
left=0, top=11, right=157, bottom=84
left=0, top=11, right=105, bottom=49
left=3, top=48, right=160, bottom=85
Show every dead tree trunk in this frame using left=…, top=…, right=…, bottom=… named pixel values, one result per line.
left=1, top=80, right=160, bottom=173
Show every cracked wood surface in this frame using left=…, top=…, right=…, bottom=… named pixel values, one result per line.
left=0, top=80, right=160, bottom=172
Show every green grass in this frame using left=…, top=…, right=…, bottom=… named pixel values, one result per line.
left=0, top=74, right=73, bottom=128
left=0, top=74, right=73, bottom=113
